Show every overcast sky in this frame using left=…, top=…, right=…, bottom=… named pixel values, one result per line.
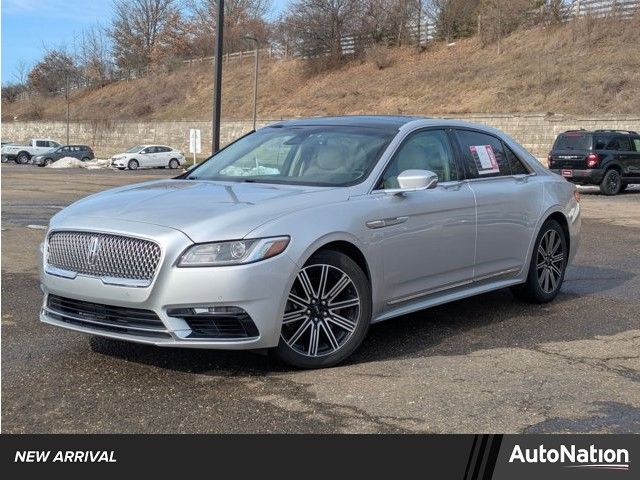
left=1, top=0, right=291, bottom=85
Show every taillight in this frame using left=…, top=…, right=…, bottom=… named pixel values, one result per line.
left=547, top=153, right=553, bottom=166
left=574, top=189, right=581, bottom=203
left=586, top=153, right=600, bottom=168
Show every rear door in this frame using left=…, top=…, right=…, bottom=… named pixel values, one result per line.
left=138, top=147, right=154, bottom=167
left=617, top=136, right=640, bottom=181
left=453, top=129, right=543, bottom=281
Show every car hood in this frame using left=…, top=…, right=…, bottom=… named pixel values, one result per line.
left=52, top=179, right=349, bottom=243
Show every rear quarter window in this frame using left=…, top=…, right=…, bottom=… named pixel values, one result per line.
left=553, top=133, right=591, bottom=151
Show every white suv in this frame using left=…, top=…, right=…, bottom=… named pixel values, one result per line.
left=111, top=145, right=185, bottom=170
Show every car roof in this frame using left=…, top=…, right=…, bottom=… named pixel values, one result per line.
left=559, top=129, right=639, bottom=136
left=269, top=115, right=421, bottom=130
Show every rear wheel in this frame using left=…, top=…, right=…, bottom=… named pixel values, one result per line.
left=274, top=250, right=371, bottom=369
left=44, top=158, right=54, bottom=166
left=168, top=158, right=180, bottom=169
left=511, top=219, right=567, bottom=304
left=600, top=169, right=622, bottom=195
left=16, top=152, right=30, bottom=164
left=128, top=159, right=139, bottom=170
left=81, top=157, right=90, bottom=162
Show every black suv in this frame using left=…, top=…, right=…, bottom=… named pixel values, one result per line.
left=548, top=129, right=640, bottom=195
left=32, top=145, right=95, bottom=167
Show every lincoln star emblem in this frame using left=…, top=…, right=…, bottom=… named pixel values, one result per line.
left=87, top=237, right=101, bottom=266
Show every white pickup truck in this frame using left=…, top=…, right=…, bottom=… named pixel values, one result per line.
left=1, top=139, right=61, bottom=164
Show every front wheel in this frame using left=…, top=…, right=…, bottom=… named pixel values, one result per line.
left=600, top=169, right=622, bottom=195
left=274, top=250, right=371, bottom=369
left=16, top=152, right=30, bottom=164
left=168, top=158, right=179, bottom=169
left=44, top=158, right=54, bottom=166
left=128, top=159, right=139, bottom=170
left=511, top=219, right=567, bottom=304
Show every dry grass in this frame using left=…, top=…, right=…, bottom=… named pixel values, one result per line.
left=3, top=17, right=639, bottom=122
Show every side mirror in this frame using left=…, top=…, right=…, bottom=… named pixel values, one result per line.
left=385, top=169, right=438, bottom=194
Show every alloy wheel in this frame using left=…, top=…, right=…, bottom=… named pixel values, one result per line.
left=607, top=171, right=621, bottom=193
left=281, top=264, right=361, bottom=358
left=536, top=229, right=565, bottom=294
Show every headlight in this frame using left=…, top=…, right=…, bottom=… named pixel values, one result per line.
left=178, top=236, right=290, bottom=267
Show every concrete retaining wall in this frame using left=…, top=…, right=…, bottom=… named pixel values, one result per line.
left=2, top=114, right=639, bottom=162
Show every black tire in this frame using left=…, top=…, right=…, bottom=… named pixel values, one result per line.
left=128, top=159, right=139, bottom=170
left=511, top=219, right=567, bottom=304
left=168, top=158, right=179, bottom=169
left=81, top=157, right=90, bottom=162
left=600, top=169, right=622, bottom=195
left=274, top=250, right=372, bottom=369
left=16, top=152, right=30, bottom=165
left=44, top=158, right=54, bottom=166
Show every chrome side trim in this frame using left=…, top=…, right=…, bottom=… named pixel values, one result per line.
left=386, top=267, right=520, bottom=306
left=473, top=267, right=521, bottom=283
left=366, top=216, right=409, bottom=229
left=387, top=279, right=473, bottom=305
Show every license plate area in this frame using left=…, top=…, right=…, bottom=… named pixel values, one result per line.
left=561, top=169, right=573, bottom=178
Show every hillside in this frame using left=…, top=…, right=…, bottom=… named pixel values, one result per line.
left=3, top=17, right=639, bottom=122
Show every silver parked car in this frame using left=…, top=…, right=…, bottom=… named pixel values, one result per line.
left=39, top=116, right=581, bottom=368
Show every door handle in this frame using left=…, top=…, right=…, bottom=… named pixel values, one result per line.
left=366, top=217, right=409, bottom=229
left=441, top=181, right=464, bottom=191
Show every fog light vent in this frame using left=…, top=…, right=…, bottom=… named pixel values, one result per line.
left=167, top=307, right=259, bottom=339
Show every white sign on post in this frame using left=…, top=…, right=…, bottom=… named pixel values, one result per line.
left=189, top=128, right=201, bottom=165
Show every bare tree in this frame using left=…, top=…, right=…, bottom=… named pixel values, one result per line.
left=184, top=0, right=272, bottom=56
left=109, top=0, right=182, bottom=74
left=77, top=25, right=113, bottom=87
left=425, top=0, right=480, bottom=42
left=284, top=0, right=367, bottom=65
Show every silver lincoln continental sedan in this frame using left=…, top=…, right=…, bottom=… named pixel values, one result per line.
left=40, top=116, right=581, bottom=368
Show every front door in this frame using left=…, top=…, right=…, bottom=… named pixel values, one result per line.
left=374, top=128, right=477, bottom=305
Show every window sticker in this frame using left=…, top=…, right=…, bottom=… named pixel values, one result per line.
left=470, top=145, right=499, bottom=174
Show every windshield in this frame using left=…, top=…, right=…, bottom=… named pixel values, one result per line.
left=554, top=133, right=592, bottom=151
left=186, top=126, right=394, bottom=186
left=127, top=145, right=144, bottom=153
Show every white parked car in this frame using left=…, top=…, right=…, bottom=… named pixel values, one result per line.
left=110, top=145, right=185, bottom=170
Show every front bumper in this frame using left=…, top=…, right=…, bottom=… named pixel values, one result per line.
left=39, top=222, right=298, bottom=350
left=550, top=168, right=604, bottom=185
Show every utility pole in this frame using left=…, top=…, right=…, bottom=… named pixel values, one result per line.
left=212, top=0, right=225, bottom=153
left=244, top=36, right=259, bottom=131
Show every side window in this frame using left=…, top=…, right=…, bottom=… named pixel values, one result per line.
left=605, top=138, right=620, bottom=151
left=455, top=130, right=511, bottom=178
left=36, top=140, right=47, bottom=147
left=616, top=136, right=632, bottom=152
left=633, top=138, right=640, bottom=152
left=49, top=141, right=60, bottom=148
left=378, top=129, right=459, bottom=189
left=505, top=145, right=529, bottom=175
left=594, top=135, right=610, bottom=150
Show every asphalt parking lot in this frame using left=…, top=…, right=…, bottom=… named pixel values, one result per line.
left=2, top=163, right=639, bottom=433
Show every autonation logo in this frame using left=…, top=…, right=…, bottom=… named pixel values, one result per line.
left=509, top=444, right=630, bottom=471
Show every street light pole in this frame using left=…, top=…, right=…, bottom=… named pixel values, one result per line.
left=244, top=36, right=259, bottom=130
left=212, top=0, right=225, bottom=153
left=65, top=72, right=70, bottom=145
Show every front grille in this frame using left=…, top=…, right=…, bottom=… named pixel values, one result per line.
left=47, top=295, right=166, bottom=331
left=47, top=231, right=161, bottom=282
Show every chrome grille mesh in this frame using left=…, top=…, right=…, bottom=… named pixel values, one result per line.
left=46, top=231, right=161, bottom=281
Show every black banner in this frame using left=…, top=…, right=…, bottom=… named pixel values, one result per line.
left=0, top=434, right=636, bottom=479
